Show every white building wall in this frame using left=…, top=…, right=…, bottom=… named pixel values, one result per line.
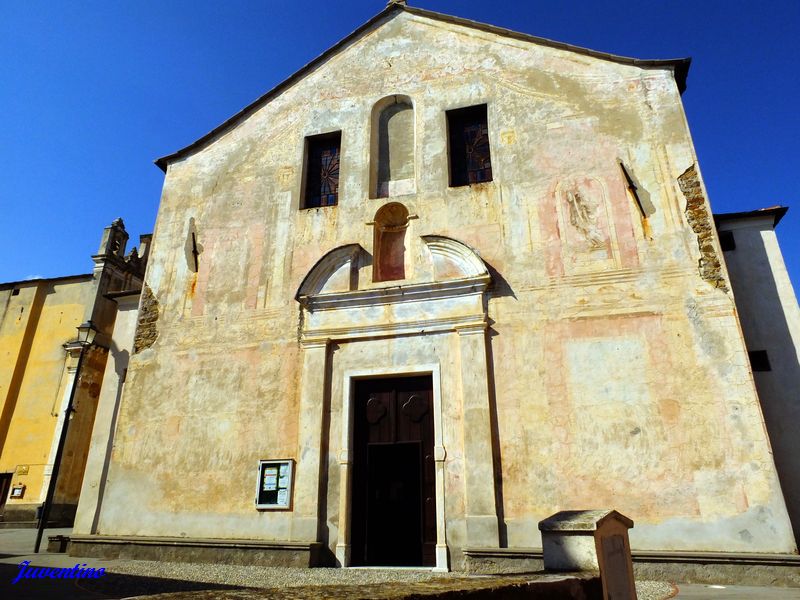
left=718, top=212, right=800, bottom=543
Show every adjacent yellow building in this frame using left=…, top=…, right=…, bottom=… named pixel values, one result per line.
left=0, top=219, right=147, bottom=526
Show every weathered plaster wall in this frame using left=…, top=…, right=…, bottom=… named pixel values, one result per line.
left=96, top=10, right=795, bottom=560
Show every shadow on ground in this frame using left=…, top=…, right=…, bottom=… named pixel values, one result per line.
left=0, top=561, right=243, bottom=600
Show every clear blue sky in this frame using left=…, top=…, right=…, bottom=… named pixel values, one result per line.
left=1, top=1, right=798, bottom=289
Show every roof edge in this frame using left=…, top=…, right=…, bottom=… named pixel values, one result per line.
left=155, top=5, right=400, bottom=172
left=155, top=3, right=692, bottom=173
left=404, top=6, right=691, bottom=92
left=714, top=206, right=788, bottom=228
left=0, top=273, right=93, bottom=289
left=105, top=289, right=143, bottom=301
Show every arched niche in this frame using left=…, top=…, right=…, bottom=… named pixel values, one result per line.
left=295, top=244, right=363, bottom=299
left=370, top=95, right=415, bottom=199
left=373, top=203, right=410, bottom=282
left=421, top=235, right=489, bottom=281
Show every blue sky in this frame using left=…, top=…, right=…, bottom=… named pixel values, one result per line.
left=1, top=1, right=798, bottom=289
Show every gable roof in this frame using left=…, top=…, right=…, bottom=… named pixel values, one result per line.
left=155, top=3, right=691, bottom=173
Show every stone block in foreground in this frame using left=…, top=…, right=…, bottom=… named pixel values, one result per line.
left=540, top=509, right=636, bottom=600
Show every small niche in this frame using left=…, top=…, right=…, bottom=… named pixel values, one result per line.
left=373, top=203, right=409, bottom=282
left=371, top=95, right=415, bottom=198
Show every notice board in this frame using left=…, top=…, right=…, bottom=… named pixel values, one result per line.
left=255, top=459, right=294, bottom=510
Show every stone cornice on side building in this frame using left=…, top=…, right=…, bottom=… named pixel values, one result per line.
left=714, top=206, right=788, bottom=228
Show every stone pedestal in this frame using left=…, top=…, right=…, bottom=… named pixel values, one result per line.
left=539, top=509, right=637, bottom=600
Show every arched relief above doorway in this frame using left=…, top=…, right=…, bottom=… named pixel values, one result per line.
left=421, top=236, right=488, bottom=281
left=370, top=95, right=416, bottom=199
left=296, top=236, right=490, bottom=342
left=295, top=244, right=363, bottom=298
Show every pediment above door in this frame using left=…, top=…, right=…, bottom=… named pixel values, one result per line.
left=296, top=236, right=490, bottom=343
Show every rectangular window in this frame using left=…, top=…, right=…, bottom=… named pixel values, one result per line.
left=748, top=350, right=771, bottom=372
left=303, top=131, right=341, bottom=209
left=447, top=104, right=492, bottom=187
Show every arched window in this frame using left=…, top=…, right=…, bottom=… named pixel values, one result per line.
left=370, top=96, right=415, bottom=198
left=373, top=203, right=409, bottom=282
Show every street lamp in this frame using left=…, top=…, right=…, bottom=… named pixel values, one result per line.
left=34, top=320, right=98, bottom=553
left=76, top=320, right=98, bottom=346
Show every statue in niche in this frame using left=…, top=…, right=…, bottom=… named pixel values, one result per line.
left=566, top=188, right=605, bottom=248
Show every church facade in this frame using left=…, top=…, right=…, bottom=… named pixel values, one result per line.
left=71, top=3, right=797, bottom=570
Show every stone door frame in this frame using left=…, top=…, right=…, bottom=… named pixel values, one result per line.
left=293, top=236, right=501, bottom=570
left=336, top=363, right=448, bottom=570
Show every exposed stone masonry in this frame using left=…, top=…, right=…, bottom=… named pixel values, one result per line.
left=678, top=164, right=728, bottom=291
left=133, top=284, right=159, bottom=353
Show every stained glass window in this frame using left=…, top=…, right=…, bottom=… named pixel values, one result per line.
left=447, top=105, right=492, bottom=187
left=304, top=132, right=341, bottom=208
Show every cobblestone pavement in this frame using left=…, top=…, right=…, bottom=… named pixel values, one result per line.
left=119, top=563, right=672, bottom=598
left=1, top=557, right=674, bottom=599
left=673, top=583, right=800, bottom=599
left=116, top=570, right=674, bottom=600
left=0, top=527, right=676, bottom=599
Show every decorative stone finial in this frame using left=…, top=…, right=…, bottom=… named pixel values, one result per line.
left=387, top=0, right=407, bottom=7
left=96, top=218, right=129, bottom=258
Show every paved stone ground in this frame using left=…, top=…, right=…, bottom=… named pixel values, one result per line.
left=673, top=584, right=800, bottom=599
left=2, top=527, right=789, bottom=599
left=113, top=573, right=606, bottom=599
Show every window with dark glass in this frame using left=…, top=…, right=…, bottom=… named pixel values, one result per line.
left=303, top=131, right=341, bottom=208
left=719, top=230, right=736, bottom=251
left=446, top=104, right=492, bottom=187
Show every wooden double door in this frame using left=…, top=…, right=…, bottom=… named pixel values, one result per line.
left=350, top=376, right=436, bottom=566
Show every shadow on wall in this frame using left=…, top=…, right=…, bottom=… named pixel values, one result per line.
left=484, top=261, right=516, bottom=301
left=485, top=319, right=507, bottom=548
left=86, top=342, right=129, bottom=536
left=482, top=262, right=515, bottom=547
left=317, top=342, right=335, bottom=567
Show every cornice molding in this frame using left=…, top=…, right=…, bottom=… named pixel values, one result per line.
left=298, top=275, right=490, bottom=311
left=302, top=313, right=487, bottom=344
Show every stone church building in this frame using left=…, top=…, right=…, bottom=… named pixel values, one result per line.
left=70, top=2, right=798, bottom=571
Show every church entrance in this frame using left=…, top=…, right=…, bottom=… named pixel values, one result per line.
left=350, top=376, right=436, bottom=566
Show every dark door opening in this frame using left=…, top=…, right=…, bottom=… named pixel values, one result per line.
left=351, top=376, right=436, bottom=566
left=0, top=473, right=12, bottom=514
